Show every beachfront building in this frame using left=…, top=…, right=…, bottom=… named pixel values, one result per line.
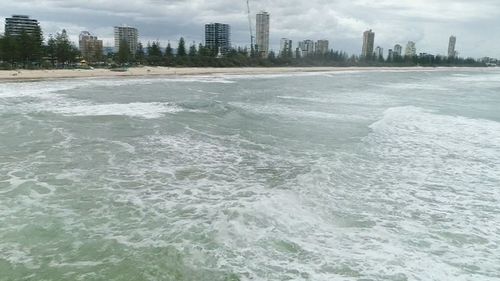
left=4, top=15, right=40, bottom=36
left=256, top=11, right=270, bottom=58
left=79, top=31, right=103, bottom=62
left=362, top=29, right=375, bottom=59
left=315, top=40, right=329, bottom=55
left=114, top=26, right=139, bottom=55
left=388, top=49, right=394, bottom=60
left=375, top=46, right=384, bottom=60
left=298, top=40, right=315, bottom=57
left=405, top=41, right=416, bottom=57
left=280, top=38, right=293, bottom=57
left=205, top=23, right=231, bottom=55
left=448, top=35, right=457, bottom=58
left=394, top=44, right=403, bottom=57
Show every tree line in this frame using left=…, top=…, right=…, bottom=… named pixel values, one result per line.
left=0, top=28, right=80, bottom=69
left=112, top=38, right=485, bottom=68
left=0, top=30, right=487, bottom=69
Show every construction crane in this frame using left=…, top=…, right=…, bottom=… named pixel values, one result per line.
left=246, top=0, right=255, bottom=56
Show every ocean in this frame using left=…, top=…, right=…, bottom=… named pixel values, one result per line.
left=0, top=69, right=499, bottom=281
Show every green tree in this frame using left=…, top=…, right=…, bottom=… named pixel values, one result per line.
left=163, top=42, right=174, bottom=66
left=31, top=25, right=44, bottom=62
left=54, top=30, right=79, bottom=66
left=0, top=26, right=44, bottom=68
left=198, top=43, right=211, bottom=57
left=165, top=42, right=173, bottom=58
left=135, top=42, right=145, bottom=64
left=177, top=37, right=186, bottom=57
left=117, top=39, right=131, bottom=64
left=0, top=35, right=20, bottom=66
left=46, top=35, right=57, bottom=66
left=188, top=43, right=197, bottom=57
left=147, top=41, right=163, bottom=65
left=19, top=31, right=34, bottom=66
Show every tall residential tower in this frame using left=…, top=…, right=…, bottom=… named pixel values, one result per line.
left=280, top=38, right=293, bottom=57
left=394, top=44, right=403, bottom=57
left=256, top=11, right=270, bottom=58
left=114, top=26, right=138, bottom=55
left=375, top=46, right=384, bottom=59
left=362, top=30, right=375, bottom=59
left=298, top=40, right=315, bottom=57
left=448, top=36, right=457, bottom=58
left=405, top=41, right=416, bottom=57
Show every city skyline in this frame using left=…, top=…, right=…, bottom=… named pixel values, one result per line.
left=0, top=16, right=471, bottom=61
left=0, top=0, right=499, bottom=58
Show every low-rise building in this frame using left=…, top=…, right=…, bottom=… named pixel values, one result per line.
left=5, top=15, right=40, bottom=36
left=79, top=31, right=103, bottom=62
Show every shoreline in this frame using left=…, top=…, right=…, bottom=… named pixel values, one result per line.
left=0, top=66, right=495, bottom=82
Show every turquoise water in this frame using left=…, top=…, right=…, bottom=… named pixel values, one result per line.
left=0, top=69, right=499, bottom=281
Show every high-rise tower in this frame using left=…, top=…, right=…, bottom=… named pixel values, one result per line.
left=448, top=36, right=457, bottom=58
left=280, top=38, right=293, bottom=57
left=405, top=41, right=416, bottom=57
left=394, top=44, right=403, bottom=57
left=362, top=30, right=375, bottom=59
left=114, top=26, right=138, bottom=55
left=205, top=23, right=231, bottom=55
left=256, top=11, right=270, bottom=58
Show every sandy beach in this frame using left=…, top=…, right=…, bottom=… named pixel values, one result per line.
left=0, top=66, right=490, bottom=81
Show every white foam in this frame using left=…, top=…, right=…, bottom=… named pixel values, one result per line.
left=369, top=106, right=500, bottom=157
left=0, top=78, right=189, bottom=119
left=0, top=81, right=83, bottom=98
left=51, top=102, right=182, bottom=119
left=0, top=244, right=39, bottom=269
left=0, top=76, right=234, bottom=101
left=225, top=72, right=329, bottom=80
left=229, top=101, right=369, bottom=122
left=378, top=82, right=449, bottom=91
left=448, top=72, right=500, bottom=83
left=163, top=76, right=236, bottom=84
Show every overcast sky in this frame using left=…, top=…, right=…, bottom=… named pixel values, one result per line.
left=1, top=0, right=499, bottom=58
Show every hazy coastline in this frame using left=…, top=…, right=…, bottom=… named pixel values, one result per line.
left=0, top=66, right=493, bottom=81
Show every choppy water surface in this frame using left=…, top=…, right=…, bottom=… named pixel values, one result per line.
left=1, top=69, right=499, bottom=281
